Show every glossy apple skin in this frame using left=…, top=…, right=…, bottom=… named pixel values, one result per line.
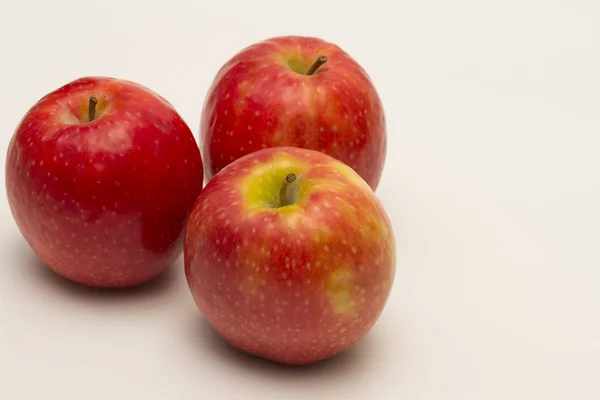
left=184, top=147, right=395, bottom=365
left=200, top=35, right=386, bottom=190
left=6, top=77, right=204, bottom=288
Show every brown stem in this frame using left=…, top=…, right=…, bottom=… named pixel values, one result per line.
left=279, top=173, right=297, bottom=206
left=306, top=56, right=328, bottom=75
left=88, top=96, right=98, bottom=122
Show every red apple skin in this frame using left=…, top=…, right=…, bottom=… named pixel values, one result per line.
left=184, top=146, right=395, bottom=365
left=200, top=35, right=386, bottom=190
left=6, top=77, right=204, bottom=288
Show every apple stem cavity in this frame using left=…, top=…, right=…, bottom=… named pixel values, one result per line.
left=88, top=96, right=98, bottom=122
left=306, top=56, right=328, bottom=75
left=279, top=173, right=297, bottom=207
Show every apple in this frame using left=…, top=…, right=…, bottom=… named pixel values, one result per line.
left=200, top=35, right=386, bottom=190
left=184, top=146, right=395, bottom=365
left=5, top=77, right=204, bottom=288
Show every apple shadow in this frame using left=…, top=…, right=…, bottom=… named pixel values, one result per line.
left=185, top=314, right=379, bottom=380
left=6, top=238, right=181, bottom=305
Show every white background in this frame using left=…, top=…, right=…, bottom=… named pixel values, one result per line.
left=1, top=0, right=599, bottom=398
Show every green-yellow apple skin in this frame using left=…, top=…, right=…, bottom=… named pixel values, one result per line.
left=184, top=147, right=395, bottom=365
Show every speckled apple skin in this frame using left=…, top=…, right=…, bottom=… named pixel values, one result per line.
left=184, top=147, right=395, bottom=365
left=200, top=35, right=386, bottom=190
left=6, top=77, right=204, bottom=288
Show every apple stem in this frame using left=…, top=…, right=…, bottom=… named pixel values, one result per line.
left=279, top=173, right=297, bottom=207
left=306, top=56, right=328, bottom=75
left=88, top=96, right=98, bottom=122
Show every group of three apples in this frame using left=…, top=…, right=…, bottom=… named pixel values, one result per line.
left=5, top=36, right=395, bottom=365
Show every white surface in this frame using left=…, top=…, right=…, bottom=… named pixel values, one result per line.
left=1, top=0, right=599, bottom=398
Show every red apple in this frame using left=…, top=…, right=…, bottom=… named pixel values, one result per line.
left=184, top=146, right=395, bottom=365
left=5, top=77, right=204, bottom=288
left=200, top=35, right=386, bottom=190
